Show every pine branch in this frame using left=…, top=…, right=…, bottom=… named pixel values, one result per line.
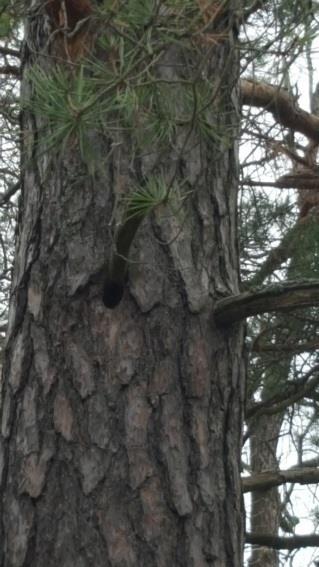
left=243, top=175, right=319, bottom=190
left=0, top=64, right=20, bottom=77
left=0, top=46, right=20, bottom=58
left=245, top=532, right=319, bottom=549
left=248, top=207, right=319, bottom=288
left=248, top=224, right=299, bottom=287
left=252, top=337, right=319, bottom=354
left=214, top=280, right=319, bottom=325
left=242, top=466, right=319, bottom=493
left=0, top=180, right=20, bottom=207
left=246, top=363, right=319, bottom=418
left=241, top=79, right=319, bottom=142
left=290, top=457, right=319, bottom=468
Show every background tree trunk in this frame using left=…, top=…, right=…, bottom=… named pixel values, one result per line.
left=0, top=2, right=245, bottom=566
left=248, top=413, right=282, bottom=567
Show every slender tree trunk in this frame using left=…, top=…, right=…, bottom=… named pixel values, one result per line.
left=0, top=2, right=245, bottom=566
left=247, top=202, right=317, bottom=566
left=247, top=315, right=293, bottom=567
left=248, top=413, right=282, bottom=567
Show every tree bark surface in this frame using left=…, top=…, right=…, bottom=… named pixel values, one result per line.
left=248, top=413, right=282, bottom=567
left=0, top=2, right=245, bottom=566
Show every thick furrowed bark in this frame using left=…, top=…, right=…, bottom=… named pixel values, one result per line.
left=0, top=3, right=245, bottom=566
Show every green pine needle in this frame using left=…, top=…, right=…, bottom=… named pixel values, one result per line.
left=25, top=65, right=113, bottom=160
left=124, top=176, right=171, bottom=220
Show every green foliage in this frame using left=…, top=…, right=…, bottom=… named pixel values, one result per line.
left=289, top=220, right=319, bottom=279
left=124, top=176, right=169, bottom=220
left=27, top=0, right=226, bottom=171
left=240, top=189, right=296, bottom=282
left=25, top=1, right=219, bottom=231
left=0, top=12, right=12, bottom=38
left=27, top=65, right=113, bottom=162
left=280, top=511, right=299, bottom=534
left=276, top=0, right=313, bottom=24
left=118, top=0, right=157, bottom=29
left=123, top=175, right=185, bottom=220
left=0, top=0, right=16, bottom=37
left=25, top=0, right=232, bottom=252
left=98, top=0, right=199, bottom=37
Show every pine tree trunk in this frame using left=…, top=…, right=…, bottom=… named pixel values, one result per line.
left=0, top=2, right=245, bottom=566
left=249, top=413, right=282, bottom=567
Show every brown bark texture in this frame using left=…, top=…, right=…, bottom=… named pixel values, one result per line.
left=248, top=413, right=282, bottom=567
left=0, top=2, right=245, bottom=566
